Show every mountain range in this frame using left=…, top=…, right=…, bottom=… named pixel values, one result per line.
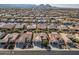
left=0, top=4, right=57, bottom=9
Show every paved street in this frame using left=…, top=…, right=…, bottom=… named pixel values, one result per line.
left=0, top=50, right=79, bottom=55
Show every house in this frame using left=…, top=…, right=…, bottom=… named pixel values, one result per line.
left=7, top=33, right=19, bottom=49
left=57, top=25, right=69, bottom=32
left=47, top=23, right=58, bottom=31
left=60, top=33, right=73, bottom=48
left=2, top=23, right=15, bottom=31
left=8, top=33, right=19, bottom=43
left=0, top=23, right=6, bottom=29
left=37, top=23, right=47, bottom=30
left=65, top=18, right=79, bottom=22
left=33, top=33, right=49, bottom=48
left=67, top=34, right=79, bottom=48
left=1, top=19, right=8, bottom=22
left=48, top=32, right=61, bottom=48
left=23, top=23, right=28, bottom=29
left=16, top=33, right=26, bottom=48
left=15, top=19, right=23, bottom=22
left=0, top=32, right=6, bottom=39
left=23, top=19, right=30, bottom=23
left=48, top=32, right=59, bottom=42
left=33, top=33, right=42, bottom=48
left=0, top=34, right=10, bottom=48
left=14, top=23, right=25, bottom=32
left=69, top=26, right=79, bottom=33
left=16, top=32, right=33, bottom=49
left=27, top=23, right=36, bottom=30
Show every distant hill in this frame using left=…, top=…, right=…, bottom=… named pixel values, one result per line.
left=0, top=4, right=57, bottom=9
left=0, top=4, right=36, bottom=8
left=35, top=4, right=53, bottom=9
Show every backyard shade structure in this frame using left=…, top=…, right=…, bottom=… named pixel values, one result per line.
left=16, top=32, right=33, bottom=48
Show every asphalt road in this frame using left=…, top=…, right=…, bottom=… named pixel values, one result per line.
left=0, top=50, right=79, bottom=55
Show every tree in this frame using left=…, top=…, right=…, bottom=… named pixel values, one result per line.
left=42, top=40, right=49, bottom=47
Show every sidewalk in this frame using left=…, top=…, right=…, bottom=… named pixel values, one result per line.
left=0, top=46, right=79, bottom=51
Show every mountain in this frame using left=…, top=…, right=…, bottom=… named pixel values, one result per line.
left=0, top=4, right=36, bottom=8
left=35, top=4, right=53, bottom=9
left=0, top=4, right=54, bottom=9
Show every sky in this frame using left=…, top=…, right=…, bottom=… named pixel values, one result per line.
left=0, top=0, right=79, bottom=4
left=52, top=4, right=79, bottom=8
left=0, top=0, right=79, bottom=8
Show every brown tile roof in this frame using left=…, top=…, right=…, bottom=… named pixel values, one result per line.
left=15, top=23, right=25, bottom=29
left=60, top=33, right=72, bottom=44
left=1, top=34, right=10, bottom=43
left=9, top=33, right=19, bottom=42
left=47, top=24, right=57, bottom=29
left=33, top=33, right=41, bottom=41
left=33, top=33, right=48, bottom=41
left=2, top=23, right=15, bottom=29
left=48, top=32, right=60, bottom=42
left=37, top=23, right=47, bottom=29
left=70, top=26, right=79, bottom=30
left=27, top=23, right=36, bottom=29
left=16, top=32, right=32, bottom=43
